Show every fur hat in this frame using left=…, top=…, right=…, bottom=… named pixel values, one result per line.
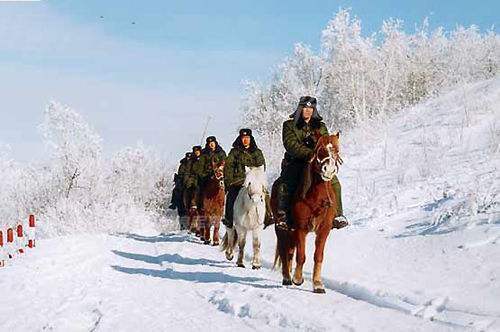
left=298, top=96, right=317, bottom=108
left=233, top=128, right=257, bottom=152
left=289, top=96, right=323, bottom=128
left=206, top=136, right=217, bottom=143
left=239, top=128, right=252, bottom=137
left=192, top=145, right=202, bottom=152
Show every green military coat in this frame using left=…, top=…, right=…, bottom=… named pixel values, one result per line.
left=224, top=146, right=265, bottom=187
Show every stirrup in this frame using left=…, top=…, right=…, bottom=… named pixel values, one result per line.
left=263, top=215, right=275, bottom=229
left=275, top=220, right=290, bottom=231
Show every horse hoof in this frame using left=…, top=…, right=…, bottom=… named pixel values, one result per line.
left=282, top=279, right=292, bottom=286
left=313, top=287, right=326, bottom=294
left=203, top=240, right=210, bottom=245
left=252, top=265, right=261, bottom=270
left=292, top=278, right=304, bottom=286
left=237, top=263, right=245, bottom=268
left=212, top=241, right=219, bottom=246
left=225, top=254, right=233, bottom=261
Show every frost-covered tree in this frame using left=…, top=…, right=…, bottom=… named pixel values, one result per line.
left=39, top=101, right=102, bottom=199
left=242, top=9, right=499, bottom=174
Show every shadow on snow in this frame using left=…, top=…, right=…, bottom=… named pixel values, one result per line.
left=111, top=264, right=280, bottom=289
left=112, top=250, right=230, bottom=268
left=113, top=232, right=199, bottom=244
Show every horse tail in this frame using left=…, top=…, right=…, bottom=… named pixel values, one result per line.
left=233, top=229, right=238, bottom=249
left=220, top=228, right=238, bottom=251
left=220, top=232, right=228, bottom=251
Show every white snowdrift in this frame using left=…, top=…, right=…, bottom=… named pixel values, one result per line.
left=1, top=79, right=499, bottom=331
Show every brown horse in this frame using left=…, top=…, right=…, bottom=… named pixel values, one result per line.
left=200, top=160, right=225, bottom=245
left=271, top=132, right=342, bottom=293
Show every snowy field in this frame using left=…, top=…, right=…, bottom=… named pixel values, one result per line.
left=1, top=79, right=499, bottom=331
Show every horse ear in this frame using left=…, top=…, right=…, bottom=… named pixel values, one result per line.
left=334, top=131, right=340, bottom=138
left=259, top=165, right=265, bottom=172
left=245, top=166, right=250, bottom=173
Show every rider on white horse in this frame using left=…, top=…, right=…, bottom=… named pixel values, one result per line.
left=222, top=128, right=273, bottom=229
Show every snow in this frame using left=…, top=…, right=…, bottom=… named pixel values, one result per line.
left=1, top=79, right=499, bottom=331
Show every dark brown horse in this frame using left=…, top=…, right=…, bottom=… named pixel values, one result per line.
left=200, top=160, right=225, bottom=245
left=271, top=132, right=342, bottom=293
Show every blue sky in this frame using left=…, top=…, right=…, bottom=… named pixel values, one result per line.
left=0, top=0, right=498, bottom=162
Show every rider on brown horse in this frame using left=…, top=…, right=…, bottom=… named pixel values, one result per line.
left=274, top=96, right=348, bottom=230
left=200, top=136, right=227, bottom=181
left=223, top=128, right=273, bottom=229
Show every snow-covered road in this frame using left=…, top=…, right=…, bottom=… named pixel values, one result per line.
left=2, top=229, right=498, bottom=331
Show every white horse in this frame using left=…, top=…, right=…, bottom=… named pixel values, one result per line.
left=221, top=165, right=267, bottom=269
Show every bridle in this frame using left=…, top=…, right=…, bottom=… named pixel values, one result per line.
left=313, top=141, right=339, bottom=182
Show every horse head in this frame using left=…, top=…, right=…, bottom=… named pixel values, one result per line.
left=310, top=132, right=342, bottom=182
left=211, top=159, right=225, bottom=182
left=243, top=165, right=267, bottom=204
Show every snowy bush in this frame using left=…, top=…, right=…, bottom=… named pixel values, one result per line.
left=242, top=9, right=499, bottom=176
left=0, top=102, right=176, bottom=237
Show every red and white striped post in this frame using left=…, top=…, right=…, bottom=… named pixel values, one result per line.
left=28, top=215, right=36, bottom=248
left=17, top=224, right=25, bottom=254
left=0, top=230, right=5, bottom=267
left=7, top=228, right=15, bottom=259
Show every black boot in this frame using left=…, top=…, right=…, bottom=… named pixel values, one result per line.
left=263, top=193, right=275, bottom=229
left=274, top=210, right=289, bottom=231
left=332, top=215, right=349, bottom=229
left=222, top=217, right=233, bottom=229
left=275, top=181, right=293, bottom=231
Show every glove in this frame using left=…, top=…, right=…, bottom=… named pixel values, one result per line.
left=303, top=135, right=316, bottom=149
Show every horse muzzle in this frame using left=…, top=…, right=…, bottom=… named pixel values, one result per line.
left=320, top=162, right=337, bottom=181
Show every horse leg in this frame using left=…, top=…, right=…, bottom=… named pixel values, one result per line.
left=236, top=229, right=246, bottom=268
left=196, top=213, right=203, bottom=238
left=292, top=228, right=307, bottom=286
left=188, top=210, right=194, bottom=233
left=287, top=231, right=296, bottom=276
left=212, top=216, right=220, bottom=246
left=225, top=228, right=235, bottom=261
left=203, top=215, right=211, bottom=245
left=251, top=229, right=261, bottom=269
left=312, top=226, right=331, bottom=294
left=276, top=228, right=292, bottom=285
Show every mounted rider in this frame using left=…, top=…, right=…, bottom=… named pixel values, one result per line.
left=223, top=128, right=273, bottom=229
left=199, top=135, right=227, bottom=182
left=185, top=145, right=205, bottom=211
left=275, top=96, right=348, bottom=230
left=169, top=152, right=192, bottom=216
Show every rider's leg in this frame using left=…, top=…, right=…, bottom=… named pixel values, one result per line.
left=331, top=176, right=343, bottom=216
left=263, top=190, right=274, bottom=227
left=223, top=185, right=240, bottom=229
left=331, top=176, right=348, bottom=229
left=275, top=180, right=292, bottom=229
